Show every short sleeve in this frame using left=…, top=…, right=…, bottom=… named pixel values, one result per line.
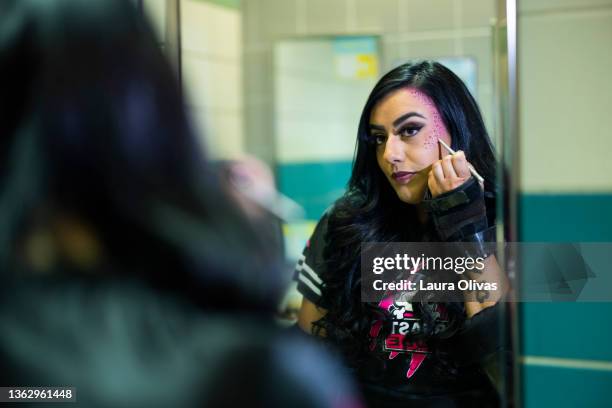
left=293, top=212, right=330, bottom=308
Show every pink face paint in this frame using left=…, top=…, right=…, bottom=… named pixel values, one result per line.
left=407, top=88, right=447, bottom=150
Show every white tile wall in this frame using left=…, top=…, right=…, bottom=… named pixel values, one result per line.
left=181, top=0, right=243, bottom=159
left=519, top=7, right=612, bottom=192
left=260, top=0, right=298, bottom=37
left=404, top=0, right=456, bottom=32
left=305, top=0, right=347, bottom=34
left=182, top=56, right=241, bottom=110
left=244, top=0, right=499, bottom=165
left=460, top=0, right=496, bottom=28
left=354, top=0, right=397, bottom=32
left=275, top=40, right=375, bottom=162
left=519, top=0, right=612, bottom=13
left=190, top=108, right=244, bottom=157
left=182, top=1, right=241, bottom=58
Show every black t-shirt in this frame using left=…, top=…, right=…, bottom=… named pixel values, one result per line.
left=294, top=211, right=502, bottom=407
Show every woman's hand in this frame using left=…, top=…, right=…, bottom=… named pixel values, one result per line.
left=428, top=150, right=473, bottom=198
left=422, top=149, right=487, bottom=241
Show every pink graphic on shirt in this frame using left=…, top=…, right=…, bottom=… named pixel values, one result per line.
left=368, top=320, right=383, bottom=351
left=379, top=297, right=414, bottom=317
left=368, top=293, right=430, bottom=380
left=366, top=261, right=450, bottom=380
left=407, top=353, right=427, bottom=378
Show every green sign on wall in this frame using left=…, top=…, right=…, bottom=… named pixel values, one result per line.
left=194, top=0, right=240, bottom=9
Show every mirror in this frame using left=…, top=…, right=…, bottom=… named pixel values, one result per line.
left=259, top=5, right=516, bottom=406
left=144, top=0, right=519, bottom=406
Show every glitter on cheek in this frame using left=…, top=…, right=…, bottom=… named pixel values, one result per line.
left=407, top=88, right=447, bottom=150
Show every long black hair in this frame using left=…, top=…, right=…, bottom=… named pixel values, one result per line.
left=0, top=0, right=283, bottom=312
left=316, top=61, right=497, bottom=364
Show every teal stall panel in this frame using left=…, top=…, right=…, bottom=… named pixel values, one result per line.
left=277, top=161, right=352, bottom=220
left=524, top=364, right=611, bottom=408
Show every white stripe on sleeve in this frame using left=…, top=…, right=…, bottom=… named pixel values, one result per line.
left=302, top=262, right=323, bottom=285
left=297, top=273, right=322, bottom=296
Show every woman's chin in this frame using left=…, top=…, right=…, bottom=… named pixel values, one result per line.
left=392, top=179, right=427, bottom=205
left=395, top=187, right=424, bottom=205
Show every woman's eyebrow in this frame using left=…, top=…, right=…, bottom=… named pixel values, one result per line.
left=393, top=112, right=426, bottom=127
left=369, top=112, right=425, bottom=131
left=368, top=124, right=386, bottom=131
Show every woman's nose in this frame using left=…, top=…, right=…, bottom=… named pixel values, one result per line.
left=383, top=135, right=403, bottom=164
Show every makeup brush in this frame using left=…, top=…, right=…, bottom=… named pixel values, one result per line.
left=438, top=139, right=485, bottom=184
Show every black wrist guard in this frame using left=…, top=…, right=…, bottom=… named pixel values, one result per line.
left=457, top=225, right=497, bottom=261
left=423, top=177, right=487, bottom=241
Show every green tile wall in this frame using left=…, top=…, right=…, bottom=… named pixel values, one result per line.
left=521, top=194, right=612, bottom=407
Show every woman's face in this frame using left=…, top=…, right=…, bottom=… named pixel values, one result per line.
left=369, top=87, right=452, bottom=204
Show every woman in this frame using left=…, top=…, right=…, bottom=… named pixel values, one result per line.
left=0, top=1, right=360, bottom=407
left=0, top=0, right=285, bottom=314
left=295, top=61, right=508, bottom=407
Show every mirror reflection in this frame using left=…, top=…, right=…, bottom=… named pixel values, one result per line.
left=153, top=0, right=515, bottom=406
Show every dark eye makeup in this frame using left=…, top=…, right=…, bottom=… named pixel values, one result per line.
left=369, top=133, right=386, bottom=145
left=368, top=122, right=424, bottom=145
left=396, top=123, right=423, bottom=138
